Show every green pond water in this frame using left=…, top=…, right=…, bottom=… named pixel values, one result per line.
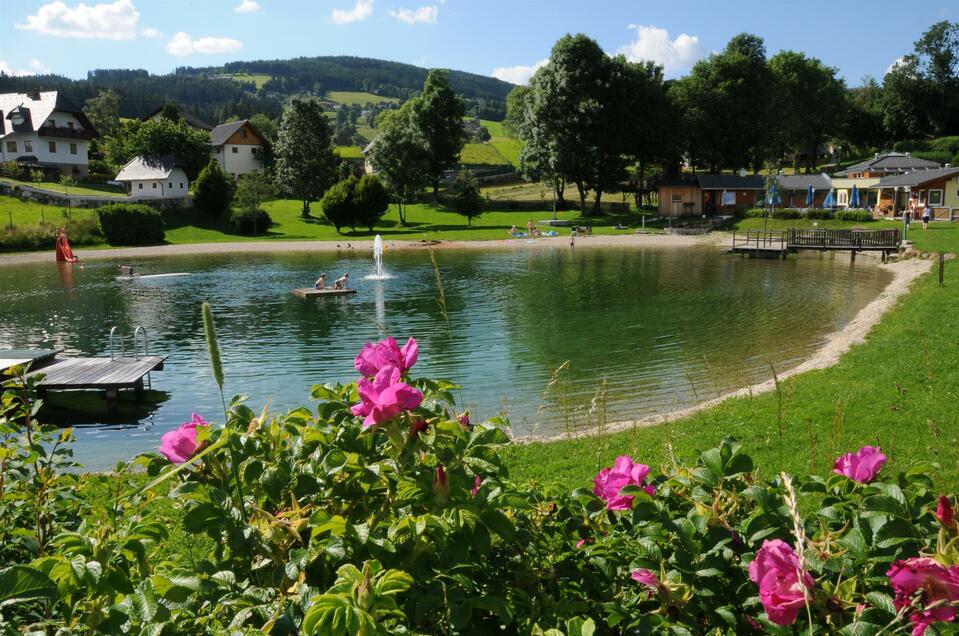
left=0, top=245, right=892, bottom=470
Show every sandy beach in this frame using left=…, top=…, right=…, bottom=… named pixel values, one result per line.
left=0, top=232, right=724, bottom=266
left=512, top=255, right=933, bottom=443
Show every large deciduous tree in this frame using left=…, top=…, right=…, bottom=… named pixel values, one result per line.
left=82, top=89, right=120, bottom=139
left=769, top=51, right=847, bottom=173
left=914, top=21, right=959, bottom=135
left=408, top=70, right=465, bottom=198
left=274, top=95, right=337, bottom=217
left=121, top=117, right=212, bottom=179
left=367, top=107, right=430, bottom=226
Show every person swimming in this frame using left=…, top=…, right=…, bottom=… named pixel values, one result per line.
left=118, top=264, right=136, bottom=276
left=333, top=273, right=349, bottom=289
left=314, top=272, right=327, bottom=289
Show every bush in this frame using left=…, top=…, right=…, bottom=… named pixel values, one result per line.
left=229, top=207, right=271, bottom=235
left=803, top=208, right=834, bottom=220
left=0, top=334, right=955, bottom=635
left=893, top=139, right=929, bottom=152
left=354, top=174, right=390, bottom=231
left=0, top=216, right=101, bottom=252
left=836, top=210, right=874, bottom=222
left=912, top=150, right=951, bottom=165
left=744, top=208, right=767, bottom=218
left=193, top=158, right=234, bottom=217
left=929, top=136, right=959, bottom=155
left=320, top=177, right=357, bottom=232
left=771, top=208, right=802, bottom=219
left=96, top=203, right=165, bottom=245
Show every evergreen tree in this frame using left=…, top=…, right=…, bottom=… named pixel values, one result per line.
left=274, top=95, right=337, bottom=217
left=408, top=70, right=466, bottom=197
left=320, top=177, right=357, bottom=233
left=193, top=158, right=234, bottom=217
left=354, top=174, right=390, bottom=231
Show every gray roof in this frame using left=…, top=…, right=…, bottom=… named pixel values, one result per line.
left=209, top=120, right=249, bottom=147
left=142, top=107, right=213, bottom=131
left=874, top=167, right=959, bottom=188
left=696, top=174, right=766, bottom=190
left=775, top=174, right=831, bottom=190
left=115, top=155, right=184, bottom=181
left=836, top=152, right=941, bottom=175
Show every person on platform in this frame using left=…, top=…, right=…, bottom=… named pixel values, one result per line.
left=314, top=273, right=327, bottom=289
left=333, top=273, right=349, bottom=290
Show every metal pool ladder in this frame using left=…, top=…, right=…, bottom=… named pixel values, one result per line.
left=109, top=325, right=153, bottom=388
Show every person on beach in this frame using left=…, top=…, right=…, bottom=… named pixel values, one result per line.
left=922, top=203, right=931, bottom=230
left=333, top=273, right=349, bottom=289
left=510, top=225, right=519, bottom=236
left=526, top=219, right=538, bottom=237
left=569, top=233, right=575, bottom=248
left=314, top=273, right=327, bottom=289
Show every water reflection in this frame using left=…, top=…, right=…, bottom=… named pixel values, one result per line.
left=0, top=246, right=892, bottom=470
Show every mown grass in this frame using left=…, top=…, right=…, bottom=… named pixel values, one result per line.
left=479, top=119, right=521, bottom=167
left=0, top=195, right=97, bottom=227
left=459, top=143, right=511, bottom=166
left=502, top=247, right=959, bottom=494
left=326, top=91, right=399, bottom=105
left=1, top=177, right=126, bottom=197
left=335, top=146, right=363, bottom=159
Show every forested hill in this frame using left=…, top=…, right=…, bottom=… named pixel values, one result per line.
left=0, top=55, right=514, bottom=125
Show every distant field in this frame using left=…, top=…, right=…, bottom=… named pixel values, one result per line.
left=459, top=143, right=511, bottom=166
left=356, top=124, right=375, bottom=142
left=335, top=146, right=363, bottom=159
left=480, top=119, right=521, bottom=167
left=226, top=73, right=271, bottom=89
left=326, top=91, right=399, bottom=105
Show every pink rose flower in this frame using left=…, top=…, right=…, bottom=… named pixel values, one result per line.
left=936, top=496, right=954, bottom=527
left=354, top=337, right=418, bottom=377
left=433, top=465, right=449, bottom=497
left=159, top=413, right=206, bottom=464
left=748, top=539, right=814, bottom=626
left=631, top=568, right=660, bottom=589
left=350, top=365, right=423, bottom=427
left=832, top=446, right=886, bottom=483
left=470, top=475, right=482, bottom=497
left=888, top=558, right=959, bottom=636
left=592, top=455, right=655, bottom=510
left=458, top=412, right=471, bottom=430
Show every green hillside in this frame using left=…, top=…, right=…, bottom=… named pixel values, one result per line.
left=326, top=91, right=399, bottom=105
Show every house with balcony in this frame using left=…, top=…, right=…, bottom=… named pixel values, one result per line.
left=0, top=90, right=98, bottom=177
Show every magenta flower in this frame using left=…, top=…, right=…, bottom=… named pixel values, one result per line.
left=832, top=446, right=886, bottom=483
left=350, top=365, right=423, bottom=427
left=888, top=558, right=959, bottom=635
left=433, top=465, right=449, bottom=497
left=470, top=475, right=482, bottom=497
left=159, top=413, right=206, bottom=464
left=592, top=455, right=655, bottom=510
left=458, top=412, right=471, bottom=430
left=748, top=539, right=814, bottom=626
left=937, top=496, right=954, bottom=527
left=354, top=337, right=418, bottom=377
left=631, top=569, right=660, bottom=589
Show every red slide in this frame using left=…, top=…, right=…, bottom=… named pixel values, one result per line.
left=55, top=229, right=79, bottom=263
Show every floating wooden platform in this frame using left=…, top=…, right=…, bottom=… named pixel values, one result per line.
left=0, top=348, right=62, bottom=374
left=25, top=355, right=165, bottom=392
left=730, top=228, right=901, bottom=259
left=291, top=288, right=357, bottom=298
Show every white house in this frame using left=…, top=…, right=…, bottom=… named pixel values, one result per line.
left=0, top=90, right=97, bottom=177
left=115, top=156, right=189, bottom=199
left=209, top=120, right=265, bottom=179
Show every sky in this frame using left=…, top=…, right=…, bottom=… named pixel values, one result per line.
left=0, top=0, right=955, bottom=86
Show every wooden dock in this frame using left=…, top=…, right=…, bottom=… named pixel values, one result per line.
left=291, top=287, right=357, bottom=298
left=26, top=355, right=165, bottom=392
left=0, top=349, right=61, bottom=374
left=730, top=228, right=901, bottom=259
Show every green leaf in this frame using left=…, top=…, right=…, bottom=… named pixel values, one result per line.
left=0, top=566, right=56, bottom=607
left=480, top=509, right=516, bottom=541
left=865, top=591, right=896, bottom=616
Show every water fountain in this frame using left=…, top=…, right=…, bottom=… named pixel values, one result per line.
left=365, top=235, right=393, bottom=280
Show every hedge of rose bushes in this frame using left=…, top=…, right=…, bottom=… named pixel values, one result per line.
left=1, top=335, right=958, bottom=634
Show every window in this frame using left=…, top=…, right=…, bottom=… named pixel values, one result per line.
left=929, top=189, right=944, bottom=206
left=152, top=182, right=157, bottom=189
left=671, top=194, right=682, bottom=202
left=232, top=147, right=238, bottom=153
left=69, top=143, right=77, bottom=155
left=138, top=183, right=143, bottom=190
left=179, top=182, right=184, bottom=189
left=216, top=147, right=221, bottom=154
left=48, top=141, right=56, bottom=153
left=67, top=121, right=74, bottom=129
left=5, top=141, right=15, bottom=153
left=168, top=182, right=173, bottom=189
left=838, top=190, right=848, bottom=206
left=24, top=140, right=32, bottom=152
left=47, top=119, right=55, bottom=127
left=251, top=147, right=256, bottom=153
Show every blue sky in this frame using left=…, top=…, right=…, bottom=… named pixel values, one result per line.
left=0, top=0, right=954, bottom=85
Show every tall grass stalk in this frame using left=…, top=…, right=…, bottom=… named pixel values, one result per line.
left=201, top=302, right=247, bottom=519
left=781, top=473, right=814, bottom=636
left=428, top=249, right=452, bottom=340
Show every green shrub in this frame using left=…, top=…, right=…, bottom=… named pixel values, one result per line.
left=744, top=208, right=766, bottom=218
left=771, top=208, right=801, bottom=219
left=229, top=207, right=271, bottom=235
left=893, top=139, right=929, bottom=152
left=0, top=216, right=101, bottom=252
left=96, top=203, right=164, bottom=245
left=193, top=158, right=234, bottom=217
left=354, top=173, right=390, bottom=231
left=912, top=150, right=951, bottom=165
left=320, top=177, right=357, bottom=232
left=836, top=210, right=874, bottom=222
left=804, top=208, right=834, bottom=220
left=929, top=136, right=959, bottom=155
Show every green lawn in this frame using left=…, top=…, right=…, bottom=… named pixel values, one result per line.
left=480, top=119, right=521, bottom=167
left=326, top=91, right=399, bottom=105
left=0, top=195, right=97, bottom=226
left=335, top=146, right=363, bottom=159
left=459, top=143, right=511, bottom=166
left=1, top=177, right=126, bottom=197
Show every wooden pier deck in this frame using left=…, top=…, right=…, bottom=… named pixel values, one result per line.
left=730, top=228, right=901, bottom=259
left=14, top=355, right=166, bottom=398
left=0, top=349, right=61, bottom=374
left=291, top=287, right=357, bottom=298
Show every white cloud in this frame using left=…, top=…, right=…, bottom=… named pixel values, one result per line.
left=331, top=0, right=373, bottom=24
left=235, top=0, right=260, bottom=13
left=491, top=58, right=548, bottom=85
left=0, top=61, right=37, bottom=76
left=617, top=25, right=704, bottom=77
left=166, top=32, right=243, bottom=57
left=390, top=5, right=438, bottom=24
left=141, top=26, right=161, bottom=37
left=886, top=56, right=906, bottom=74
left=17, top=0, right=140, bottom=40
left=27, top=58, right=50, bottom=73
